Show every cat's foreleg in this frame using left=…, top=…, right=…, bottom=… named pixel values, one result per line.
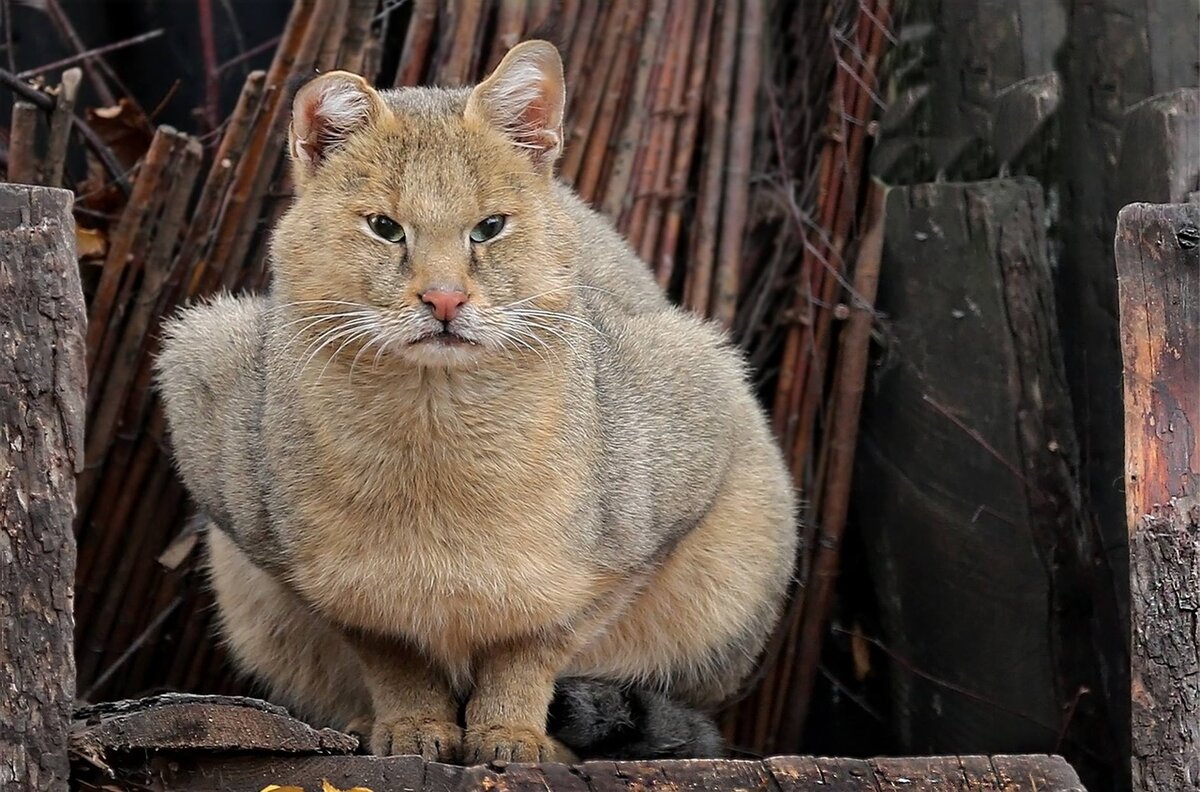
left=345, top=631, right=463, bottom=762
left=463, top=630, right=581, bottom=764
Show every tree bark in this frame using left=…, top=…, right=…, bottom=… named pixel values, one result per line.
left=1117, top=202, right=1200, bottom=791
left=0, top=185, right=85, bottom=791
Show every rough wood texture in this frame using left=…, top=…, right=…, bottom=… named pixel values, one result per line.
left=1117, top=202, right=1200, bottom=791
left=0, top=185, right=85, bottom=791
left=1055, top=0, right=1200, bottom=628
left=855, top=180, right=1117, bottom=775
left=66, top=697, right=1088, bottom=790
left=138, top=754, right=1085, bottom=792
left=71, top=693, right=358, bottom=774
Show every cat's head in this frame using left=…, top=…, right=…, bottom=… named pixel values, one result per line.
left=272, top=41, right=580, bottom=369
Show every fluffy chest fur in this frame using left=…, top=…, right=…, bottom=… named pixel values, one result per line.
left=276, top=363, right=607, bottom=667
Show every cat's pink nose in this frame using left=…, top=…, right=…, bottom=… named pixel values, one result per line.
left=421, top=289, right=468, bottom=322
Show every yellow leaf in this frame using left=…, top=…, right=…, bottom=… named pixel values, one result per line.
left=75, top=226, right=107, bottom=260
left=322, top=780, right=375, bottom=792
left=260, top=786, right=306, bottom=792
left=850, top=622, right=872, bottom=681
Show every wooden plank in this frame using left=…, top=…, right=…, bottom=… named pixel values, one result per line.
left=1116, top=203, right=1200, bottom=522
left=764, top=756, right=827, bottom=790
left=70, top=694, right=358, bottom=768
left=1116, top=202, right=1200, bottom=792
left=855, top=179, right=1112, bottom=764
left=1055, top=2, right=1200, bottom=662
left=71, top=747, right=1092, bottom=791
left=148, top=754, right=427, bottom=792
left=954, top=756, right=1003, bottom=791
left=0, top=185, right=84, bottom=792
left=872, top=756, right=969, bottom=791
left=990, top=755, right=1086, bottom=792
left=992, top=72, right=1060, bottom=176
left=1115, top=88, right=1200, bottom=208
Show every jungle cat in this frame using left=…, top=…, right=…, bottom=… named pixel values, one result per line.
left=156, top=40, right=798, bottom=764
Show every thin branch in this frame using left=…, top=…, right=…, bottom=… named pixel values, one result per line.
left=17, top=28, right=163, bottom=80
left=197, top=0, right=220, bottom=131
left=216, top=34, right=280, bottom=75
left=44, top=0, right=119, bottom=106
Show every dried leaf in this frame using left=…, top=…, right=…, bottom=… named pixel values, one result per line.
left=323, top=781, right=375, bottom=792
left=75, top=226, right=107, bottom=260
left=850, top=622, right=871, bottom=681
left=85, top=98, right=154, bottom=170
left=260, top=786, right=305, bottom=792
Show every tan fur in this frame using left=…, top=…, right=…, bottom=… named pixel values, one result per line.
left=156, top=41, right=797, bottom=764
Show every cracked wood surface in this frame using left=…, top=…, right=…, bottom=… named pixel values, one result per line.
left=68, top=696, right=1087, bottom=790
left=0, top=185, right=85, bottom=792
left=1118, top=201, right=1200, bottom=791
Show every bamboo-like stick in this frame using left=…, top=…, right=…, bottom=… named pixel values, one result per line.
left=577, top=2, right=646, bottom=204
left=394, top=0, right=439, bottom=87
left=656, top=0, right=717, bottom=288
left=486, top=0, right=528, bottom=73
left=7, top=100, right=40, bottom=184
left=316, top=0, right=352, bottom=72
left=713, top=0, right=763, bottom=327
left=340, top=0, right=379, bottom=74
left=684, top=0, right=738, bottom=315
left=639, top=1, right=693, bottom=268
left=599, top=0, right=668, bottom=223
left=560, top=0, right=626, bottom=185
left=563, top=0, right=601, bottom=97
left=438, top=0, right=487, bottom=86
left=40, top=67, right=81, bottom=187
left=83, top=135, right=202, bottom=512
left=180, top=71, right=266, bottom=298
left=624, top=0, right=681, bottom=250
left=82, top=128, right=177, bottom=389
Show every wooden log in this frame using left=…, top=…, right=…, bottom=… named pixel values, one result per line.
left=0, top=184, right=85, bottom=791
left=854, top=179, right=1116, bottom=769
left=1116, top=202, right=1200, bottom=791
left=992, top=72, right=1061, bottom=176
left=1056, top=0, right=1200, bottom=630
left=1115, top=88, right=1200, bottom=212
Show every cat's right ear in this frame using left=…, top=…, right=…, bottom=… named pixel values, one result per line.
left=288, top=71, right=387, bottom=185
left=466, top=40, right=566, bottom=172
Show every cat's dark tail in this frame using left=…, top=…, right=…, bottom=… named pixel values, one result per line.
left=547, top=678, right=724, bottom=760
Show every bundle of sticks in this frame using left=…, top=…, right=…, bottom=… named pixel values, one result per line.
left=3, top=0, right=892, bottom=756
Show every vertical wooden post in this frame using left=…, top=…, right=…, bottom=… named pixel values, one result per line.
left=1117, top=201, right=1200, bottom=791
left=0, top=185, right=84, bottom=791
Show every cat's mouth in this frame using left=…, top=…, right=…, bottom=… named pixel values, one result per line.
left=412, top=329, right=479, bottom=347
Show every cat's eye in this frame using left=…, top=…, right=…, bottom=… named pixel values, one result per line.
left=470, top=215, right=506, bottom=244
left=367, top=214, right=405, bottom=243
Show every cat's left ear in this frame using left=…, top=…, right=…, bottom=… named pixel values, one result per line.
left=466, top=40, right=565, bottom=171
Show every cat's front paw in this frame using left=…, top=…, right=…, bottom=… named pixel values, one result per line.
left=464, top=723, right=577, bottom=764
left=371, top=715, right=462, bottom=762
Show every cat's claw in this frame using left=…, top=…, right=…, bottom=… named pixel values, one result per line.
left=464, top=724, right=576, bottom=764
left=371, top=716, right=462, bottom=762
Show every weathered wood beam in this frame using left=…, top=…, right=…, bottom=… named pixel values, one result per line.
left=1117, top=201, right=1200, bottom=791
left=0, top=184, right=85, bottom=791
left=855, top=179, right=1119, bottom=776
left=66, top=695, right=1089, bottom=790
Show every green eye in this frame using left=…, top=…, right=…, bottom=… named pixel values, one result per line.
left=367, top=214, right=405, bottom=243
left=470, top=215, right=506, bottom=243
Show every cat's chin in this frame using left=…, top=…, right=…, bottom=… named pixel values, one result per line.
left=398, top=335, right=487, bottom=368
